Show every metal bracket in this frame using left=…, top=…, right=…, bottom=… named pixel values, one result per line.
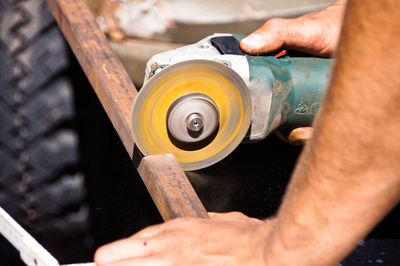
left=0, top=207, right=95, bottom=266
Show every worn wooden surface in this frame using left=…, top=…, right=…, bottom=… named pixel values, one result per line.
left=138, top=154, right=209, bottom=220
left=47, top=0, right=208, bottom=220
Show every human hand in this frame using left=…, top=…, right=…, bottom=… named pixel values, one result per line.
left=94, top=212, right=273, bottom=266
left=276, top=127, right=314, bottom=145
left=240, top=1, right=345, bottom=143
left=240, top=0, right=346, bottom=56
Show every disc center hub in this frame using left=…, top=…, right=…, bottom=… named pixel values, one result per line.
left=167, top=93, right=219, bottom=150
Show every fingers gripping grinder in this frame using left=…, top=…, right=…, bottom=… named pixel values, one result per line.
left=131, top=34, right=333, bottom=171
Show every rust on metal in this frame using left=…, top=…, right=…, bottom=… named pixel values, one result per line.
left=46, top=0, right=136, bottom=157
left=47, top=0, right=208, bottom=220
left=138, top=154, right=209, bottom=220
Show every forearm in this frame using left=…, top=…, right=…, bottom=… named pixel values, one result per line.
left=264, top=1, right=400, bottom=265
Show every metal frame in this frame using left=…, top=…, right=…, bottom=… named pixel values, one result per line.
left=46, top=0, right=208, bottom=220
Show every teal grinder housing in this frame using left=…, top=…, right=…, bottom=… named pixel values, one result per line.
left=231, top=34, right=333, bottom=141
left=131, top=33, right=334, bottom=170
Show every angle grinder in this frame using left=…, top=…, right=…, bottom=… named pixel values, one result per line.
left=131, top=33, right=333, bottom=171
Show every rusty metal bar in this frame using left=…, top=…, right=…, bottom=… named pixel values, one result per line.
left=47, top=0, right=135, bottom=155
left=138, top=155, right=209, bottom=220
left=47, top=0, right=208, bottom=220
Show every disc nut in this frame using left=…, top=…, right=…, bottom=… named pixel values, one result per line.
left=186, top=113, right=204, bottom=132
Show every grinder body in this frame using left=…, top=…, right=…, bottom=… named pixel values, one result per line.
left=132, top=33, right=334, bottom=170
left=144, top=33, right=333, bottom=141
left=244, top=45, right=332, bottom=140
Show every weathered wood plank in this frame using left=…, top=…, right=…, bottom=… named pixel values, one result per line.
left=138, top=154, right=209, bottom=220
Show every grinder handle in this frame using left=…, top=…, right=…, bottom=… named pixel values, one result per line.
left=210, top=34, right=333, bottom=142
left=234, top=34, right=333, bottom=141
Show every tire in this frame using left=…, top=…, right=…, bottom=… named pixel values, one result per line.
left=0, top=0, right=93, bottom=263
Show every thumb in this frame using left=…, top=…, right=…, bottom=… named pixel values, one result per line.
left=240, top=18, right=290, bottom=55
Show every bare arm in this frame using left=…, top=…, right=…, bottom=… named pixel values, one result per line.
left=265, top=0, right=400, bottom=264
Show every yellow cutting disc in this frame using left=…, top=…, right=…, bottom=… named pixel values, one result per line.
left=131, top=60, right=251, bottom=171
